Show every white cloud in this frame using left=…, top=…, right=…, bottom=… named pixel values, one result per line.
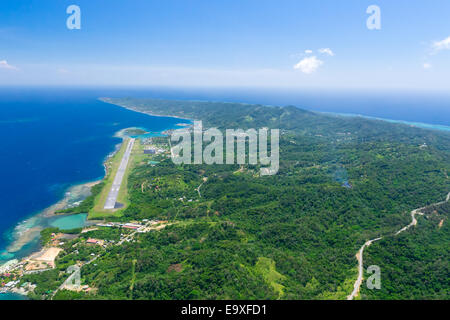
left=432, top=36, right=450, bottom=53
left=423, top=63, right=432, bottom=70
left=304, top=49, right=313, bottom=54
left=0, top=60, right=18, bottom=70
left=318, top=48, right=334, bottom=56
left=294, top=56, right=324, bottom=74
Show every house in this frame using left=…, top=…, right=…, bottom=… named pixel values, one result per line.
left=86, top=238, right=104, bottom=246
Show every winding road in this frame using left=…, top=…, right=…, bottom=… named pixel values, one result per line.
left=196, top=177, right=208, bottom=198
left=347, top=192, right=450, bottom=300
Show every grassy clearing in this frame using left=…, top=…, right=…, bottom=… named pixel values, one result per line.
left=317, top=267, right=359, bottom=300
left=251, top=257, right=286, bottom=299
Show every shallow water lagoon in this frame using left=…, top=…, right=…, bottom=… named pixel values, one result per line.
left=49, top=213, right=88, bottom=230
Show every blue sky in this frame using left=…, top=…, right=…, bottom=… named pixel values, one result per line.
left=1, top=0, right=449, bottom=90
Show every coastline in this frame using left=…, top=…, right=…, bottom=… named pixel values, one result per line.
left=3, top=97, right=448, bottom=299
left=0, top=181, right=97, bottom=298
left=2, top=182, right=96, bottom=255
left=326, top=111, right=450, bottom=133
left=99, top=97, right=195, bottom=123
left=100, top=97, right=450, bottom=134
left=1, top=180, right=102, bottom=257
left=1, top=133, right=129, bottom=258
left=0, top=111, right=185, bottom=298
left=1, top=115, right=185, bottom=266
left=0, top=147, right=120, bottom=298
left=0, top=135, right=127, bottom=280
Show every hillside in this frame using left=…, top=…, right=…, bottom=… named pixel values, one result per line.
left=21, top=98, right=450, bottom=300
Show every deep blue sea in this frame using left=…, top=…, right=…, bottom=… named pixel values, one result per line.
left=0, top=87, right=189, bottom=262
left=0, top=86, right=449, bottom=264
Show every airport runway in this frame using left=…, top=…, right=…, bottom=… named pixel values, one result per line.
left=104, top=138, right=135, bottom=210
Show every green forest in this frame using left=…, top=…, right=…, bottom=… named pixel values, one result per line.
left=20, top=98, right=450, bottom=300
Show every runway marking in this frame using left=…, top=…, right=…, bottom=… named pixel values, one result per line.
left=104, top=138, right=135, bottom=210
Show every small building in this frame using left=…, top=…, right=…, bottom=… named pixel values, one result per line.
left=122, top=223, right=141, bottom=230
left=86, top=238, right=104, bottom=246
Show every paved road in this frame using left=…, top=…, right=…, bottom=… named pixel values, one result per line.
left=51, top=220, right=155, bottom=299
left=104, top=138, right=135, bottom=210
